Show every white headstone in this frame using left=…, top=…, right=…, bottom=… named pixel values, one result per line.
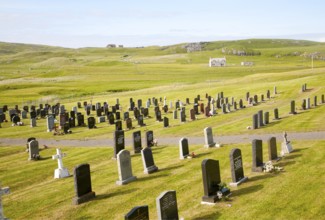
left=52, top=148, right=70, bottom=178
left=204, top=127, right=220, bottom=148
left=281, top=131, right=293, bottom=155
left=116, top=150, right=137, bottom=185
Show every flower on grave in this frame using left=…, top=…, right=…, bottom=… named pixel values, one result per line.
left=263, top=161, right=283, bottom=173
left=191, top=152, right=196, bottom=158
left=217, top=182, right=231, bottom=200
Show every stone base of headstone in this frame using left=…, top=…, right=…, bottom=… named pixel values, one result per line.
left=144, top=165, right=158, bottom=174
left=180, top=154, right=191, bottom=160
left=281, top=142, right=293, bottom=156
left=201, top=195, right=219, bottom=204
left=97, top=116, right=105, bottom=123
left=204, top=143, right=221, bottom=148
left=72, top=191, right=96, bottom=205
left=54, top=168, right=70, bottom=178
left=229, top=176, right=248, bottom=187
left=116, top=176, right=137, bottom=185
left=252, top=166, right=263, bottom=172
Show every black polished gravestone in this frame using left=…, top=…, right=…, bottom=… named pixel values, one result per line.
left=133, top=131, right=142, bottom=153
left=141, top=147, right=158, bottom=174
left=267, top=137, right=279, bottom=161
left=72, top=164, right=96, bottom=205
left=252, top=139, right=264, bottom=172
left=289, top=100, right=297, bottom=114
left=273, top=108, right=280, bottom=120
left=229, top=148, right=248, bottom=187
left=145, top=130, right=154, bottom=148
left=87, top=117, right=96, bottom=129
left=113, top=130, right=125, bottom=159
left=138, top=115, right=145, bottom=127
left=108, top=113, right=115, bottom=125
left=257, top=110, right=264, bottom=127
left=163, top=117, right=169, bottom=128
left=125, top=205, right=149, bottom=220
left=201, top=159, right=230, bottom=204
left=124, top=112, right=130, bottom=121
left=77, top=114, right=85, bottom=126
left=156, top=190, right=179, bottom=220
left=126, top=118, right=133, bottom=130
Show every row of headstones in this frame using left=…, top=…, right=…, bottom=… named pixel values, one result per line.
left=252, top=109, right=276, bottom=129
left=300, top=94, right=324, bottom=110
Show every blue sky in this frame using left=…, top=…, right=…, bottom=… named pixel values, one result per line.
left=1, top=0, right=324, bottom=48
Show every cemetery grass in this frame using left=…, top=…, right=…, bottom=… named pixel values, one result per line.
left=1, top=140, right=325, bottom=219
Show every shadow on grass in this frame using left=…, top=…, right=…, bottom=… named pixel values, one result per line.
left=264, top=120, right=282, bottom=128
left=39, top=156, right=52, bottom=160
left=291, top=148, right=308, bottom=153
left=95, top=188, right=137, bottom=201
left=194, top=151, right=213, bottom=158
left=247, top=174, right=276, bottom=182
left=231, top=184, right=263, bottom=198
left=276, top=160, right=296, bottom=167
left=282, top=154, right=302, bottom=160
left=136, top=173, right=169, bottom=183
left=159, top=164, right=184, bottom=172
left=192, top=212, right=221, bottom=220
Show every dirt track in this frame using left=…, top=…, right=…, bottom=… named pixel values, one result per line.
left=1, top=131, right=324, bottom=148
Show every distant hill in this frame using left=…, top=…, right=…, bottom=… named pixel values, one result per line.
left=0, top=42, right=65, bottom=55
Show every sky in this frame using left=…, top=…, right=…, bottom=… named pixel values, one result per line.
left=1, top=0, right=325, bottom=48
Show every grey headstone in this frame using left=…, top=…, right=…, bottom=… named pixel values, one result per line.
left=204, top=127, right=217, bottom=147
left=116, top=150, right=137, bottom=185
left=268, top=137, right=279, bottom=161
left=28, top=140, right=40, bottom=160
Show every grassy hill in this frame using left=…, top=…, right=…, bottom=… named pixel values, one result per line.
left=0, top=39, right=325, bottom=219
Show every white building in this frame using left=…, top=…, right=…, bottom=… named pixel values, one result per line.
left=209, top=57, right=226, bottom=67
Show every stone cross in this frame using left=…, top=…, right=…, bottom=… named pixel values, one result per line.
left=0, top=184, right=10, bottom=220
left=52, top=148, right=70, bottom=178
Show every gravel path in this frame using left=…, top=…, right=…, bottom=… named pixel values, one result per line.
left=1, top=131, right=324, bottom=148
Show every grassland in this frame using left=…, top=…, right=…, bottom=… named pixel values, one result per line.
left=0, top=39, right=325, bottom=219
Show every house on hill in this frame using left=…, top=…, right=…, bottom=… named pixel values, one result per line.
left=209, top=57, right=226, bottom=67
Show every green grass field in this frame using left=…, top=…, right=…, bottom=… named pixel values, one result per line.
left=0, top=39, right=325, bottom=219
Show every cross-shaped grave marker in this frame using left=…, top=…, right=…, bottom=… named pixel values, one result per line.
left=52, top=148, right=70, bottom=178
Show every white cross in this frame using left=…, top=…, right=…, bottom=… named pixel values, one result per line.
left=0, top=184, right=10, bottom=219
left=52, top=148, right=66, bottom=170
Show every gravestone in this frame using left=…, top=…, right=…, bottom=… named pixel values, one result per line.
left=12, top=115, right=21, bottom=125
left=273, top=108, right=279, bottom=120
left=301, top=99, right=306, bottom=110
left=257, top=110, right=264, bottom=127
left=116, top=150, right=137, bottom=185
left=156, top=110, right=162, bottom=122
left=141, top=147, right=158, bottom=174
left=289, top=100, right=296, bottom=114
left=180, top=110, right=186, bottom=122
left=264, top=111, right=269, bottom=125
left=314, top=96, right=317, bottom=107
left=52, top=148, right=70, bottom=178
left=146, top=131, right=154, bottom=148
left=87, top=117, right=96, bottom=129
left=133, top=131, right=142, bottom=153
left=28, top=140, right=40, bottom=160
left=156, top=190, right=179, bottom=220
left=98, top=116, right=106, bottom=123
left=77, top=114, right=85, bottom=126
left=124, top=112, right=130, bottom=121
left=229, top=148, right=248, bottom=187
left=239, top=99, right=244, bottom=108
left=322, top=94, right=324, bottom=103
left=115, top=120, right=123, bottom=131
left=113, top=130, right=125, bottom=159
left=179, top=138, right=190, bottom=159
left=266, top=90, right=270, bottom=99
left=72, top=164, right=96, bottom=205
left=21, top=110, right=28, bottom=119
left=281, top=131, right=293, bottom=156
left=163, top=117, right=169, bottom=128
left=173, top=110, right=177, bottom=119
left=274, top=86, right=277, bottom=95
left=201, top=159, right=230, bottom=204
left=0, top=184, right=10, bottom=220
left=246, top=92, right=250, bottom=101
left=143, top=108, right=149, bottom=118
left=26, top=137, right=36, bottom=151
left=125, top=205, right=149, bottom=220
left=126, top=118, right=133, bottom=130
left=204, top=127, right=219, bottom=147
left=306, top=98, right=311, bottom=109
left=267, top=137, right=279, bottom=161
left=30, top=118, right=37, bottom=127
left=222, top=103, right=227, bottom=114
left=252, top=139, right=263, bottom=172
left=108, top=113, right=115, bottom=125
left=138, top=115, right=145, bottom=127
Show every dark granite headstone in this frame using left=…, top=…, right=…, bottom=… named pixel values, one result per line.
left=72, top=164, right=96, bottom=205
left=274, top=108, right=279, bottom=120
left=314, top=96, right=318, bottom=107
left=146, top=131, right=154, bottom=148
left=267, top=137, right=279, bottom=161
left=163, top=117, right=169, bottom=128
left=201, top=159, right=230, bottom=203
left=77, top=114, right=84, bottom=126
left=229, top=148, right=247, bottom=186
left=156, top=190, right=179, bottom=220
left=258, top=110, right=263, bottom=127
left=141, top=147, right=158, bottom=174
left=133, top=131, right=142, bottom=153
left=113, top=130, right=125, bottom=158
left=252, top=139, right=263, bottom=172
left=87, top=117, right=96, bottom=129
left=115, top=120, right=122, bottom=131
left=108, top=113, right=115, bottom=125
left=138, top=115, right=145, bottom=127
left=124, top=112, right=130, bottom=121
left=264, top=111, right=269, bottom=125
left=126, top=118, right=133, bottom=130
left=125, top=205, right=149, bottom=220
left=289, top=100, right=296, bottom=114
